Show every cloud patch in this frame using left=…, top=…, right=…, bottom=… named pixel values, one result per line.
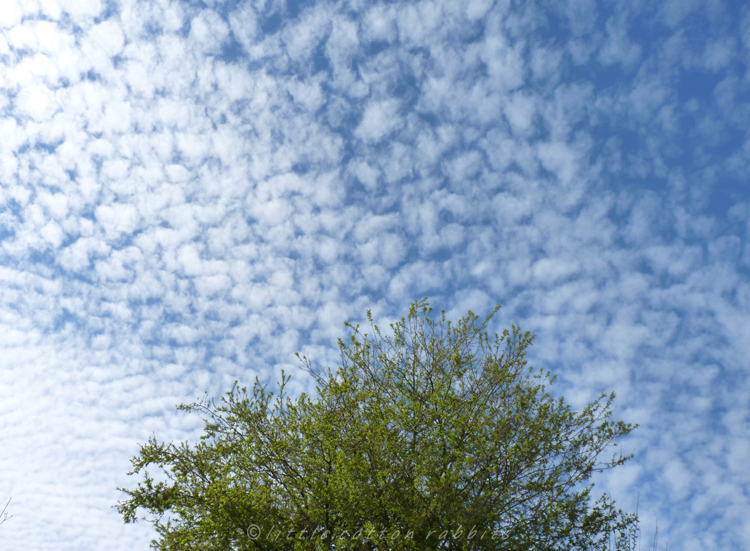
left=0, top=2, right=749, bottom=551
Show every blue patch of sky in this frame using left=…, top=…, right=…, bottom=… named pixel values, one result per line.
left=57, top=233, right=79, bottom=251
left=361, top=39, right=390, bottom=59
left=112, top=54, right=126, bottom=69
left=415, top=111, right=440, bottom=128
left=0, top=224, right=15, bottom=244
left=313, top=41, right=330, bottom=74
left=529, top=4, right=591, bottom=46
left=217, top=32, right=245, bottom=64
left=3, top=45, right=34, bottom=60
left=142, top=19, right=165, bottom=39
left=419, top=249, right=463, bottom=274
left=344, top=192, right=405, bottom=229
left=555, top=39, right=750, bottom=220
left=59, top=11, right=81, bottom=34
left=286, top=0, right=319, bottom=20
left=34, top=141, right=62, bottom=155
left=291, top=161, right=312, bottom=175
left=84, top=69, right=101, bottom=83
left=261, top=12, right=282, bottom=35
left=459, top=18, right=487, bottom=45
left=178, top=0, right=215, bottom=9
left=53, top=308, right=83, bottom=332
left=27, top=249, right=62, bottom=274
left=707, top=182, right=750, bottom=223
left=677, top=72, right=722, bottom=108
left=59, top=263, right=99, bottom=286
left=95, top=0, right=120, bottom=24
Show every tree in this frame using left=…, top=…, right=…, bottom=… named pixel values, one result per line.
left=117, top=299, right=639, bottom=550
left=0, top=497, right=11, bottom=527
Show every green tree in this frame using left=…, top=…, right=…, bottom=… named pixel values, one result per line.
left=117, top=299, right=639, bottom=550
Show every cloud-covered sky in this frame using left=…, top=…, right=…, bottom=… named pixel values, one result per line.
left=0, top=0, right=748, bottom=549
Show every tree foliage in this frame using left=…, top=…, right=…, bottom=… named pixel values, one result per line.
left=117, top=299, right=638, bottom=550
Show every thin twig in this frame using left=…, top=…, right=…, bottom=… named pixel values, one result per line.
left=0, top=497, right=12, bottom=526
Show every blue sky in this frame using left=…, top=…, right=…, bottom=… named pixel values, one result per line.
left=0, top=0, right=749, bottom=549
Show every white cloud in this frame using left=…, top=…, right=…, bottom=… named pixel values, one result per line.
left=95, top=204, right=140, bottom=239
left=189, top=10, right=229, bottom=55
left=537, top=140, right=580, bottom=188
left=287, top=77, right=325, bottom=113
left=228, top=4, right=259, bottom=52
left=7, top=23, right=39, bottom=51
left=355, top=99, right=402, bottom=142
left=325, top=17, right=361, bottom=91
left=480, top=34, right=525, bottom=90
left=282, top=4, right=331, bottom=65
left=349, top=159, right=380, bottom=191
left=15, top=84, right=58, bottom=121
left=504, top=92, right=536, bottom=136
left=532, top=256, right=580, bottom=286
left=465, top=0, right=494, bottom=21
left=0, top=0, right=22, bottom=29
left=362, top=4, right=397, bottom=43
left=600, top=16, right=641, bottom=66
left=87, top=19, right=125, bottom=59
left=395, top=1, right=445, bottom=48
left=40, top=221, right=64, bottom=248
left=702, top=38, right=735, bottom=72
left=58, top=0, right=103, bottom=24
left=530, top=45, right=563, bottom=84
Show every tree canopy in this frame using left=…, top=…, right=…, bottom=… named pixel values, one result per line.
left=117, top=299, right=639, bottom=550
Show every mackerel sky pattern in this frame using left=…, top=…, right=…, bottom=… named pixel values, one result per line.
left=1, top=0, right=749, bottom=549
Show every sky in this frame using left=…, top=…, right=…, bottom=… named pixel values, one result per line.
left=0, top=0, right=748, bottom=549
